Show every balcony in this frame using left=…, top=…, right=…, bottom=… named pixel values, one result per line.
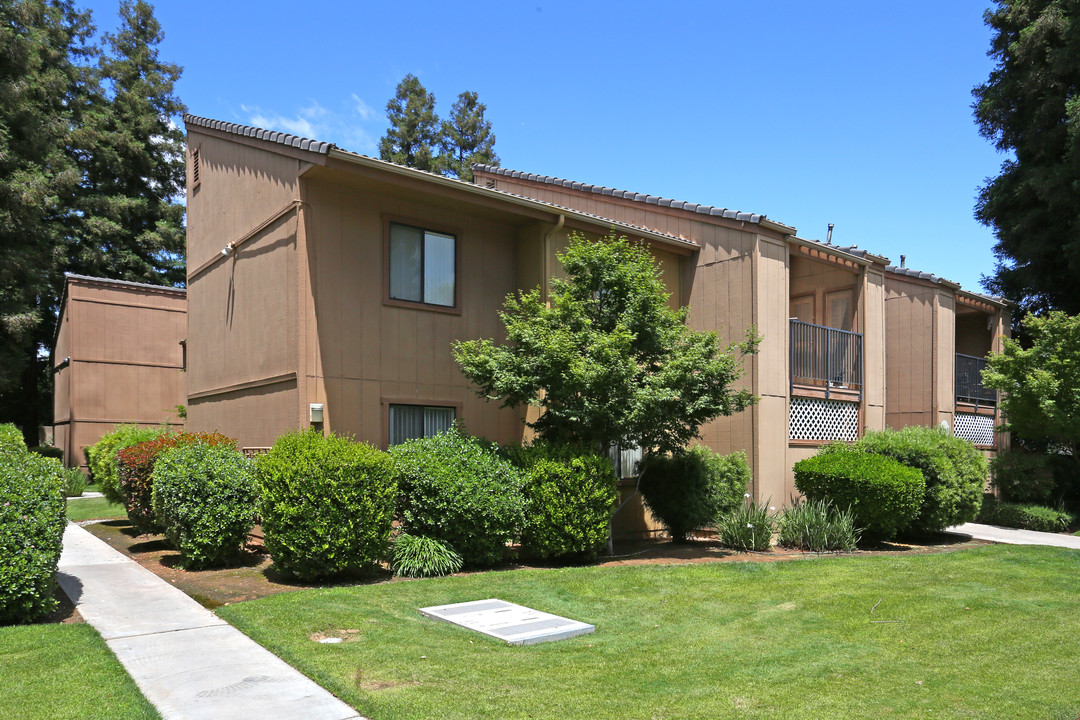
left=955, top=353, right=996, bottom=408
left=790, top=319, right=863, bottom=399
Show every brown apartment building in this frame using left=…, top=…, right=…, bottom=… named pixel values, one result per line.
left=51, top=274, right=187, bottom=470
left=182, top=114, right=1006, bottom=534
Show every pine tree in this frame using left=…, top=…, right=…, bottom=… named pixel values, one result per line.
left=378, top=74, right=440, bottom=173
left=439, top=90, right=498, bottom=182
left=70, top=0, right=186, bottom=285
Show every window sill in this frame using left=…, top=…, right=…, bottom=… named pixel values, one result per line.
left=384, top=297, right=462, bottom=316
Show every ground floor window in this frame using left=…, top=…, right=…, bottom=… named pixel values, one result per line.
left=789, top=397, right=859, bottom=442
left=389, top=404, right=455, bottom=446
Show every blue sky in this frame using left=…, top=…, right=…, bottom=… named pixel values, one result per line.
left=86, top=0, right=1006, bottom=292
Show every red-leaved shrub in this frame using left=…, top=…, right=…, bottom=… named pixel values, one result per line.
left=117, top=432, right=236, bottom=533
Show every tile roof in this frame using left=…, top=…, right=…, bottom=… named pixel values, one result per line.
left=474, top=164, right=772, bottom=225
left=184, top=113, right=335, bottom=154
left=65, top=273, right=186, bottom=294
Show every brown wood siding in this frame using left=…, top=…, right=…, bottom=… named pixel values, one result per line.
left=185, top=130, right=303, bottom=278
left=51, top=278, right=186, bottom=468
left=884, top=276, right=937, bottom=429
left=300, top=171, right=525, bottom=448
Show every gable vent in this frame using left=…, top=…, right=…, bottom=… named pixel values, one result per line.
left=191, top=147, right=201, bottom=187
left=486, top=179, right=496, bottom=189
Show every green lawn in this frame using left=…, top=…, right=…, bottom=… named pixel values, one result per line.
left=0, top=623, right=159, bottom=720
left=218, top=544, right=1080, bottom=720
left=66, top=496, right=126, bottom=522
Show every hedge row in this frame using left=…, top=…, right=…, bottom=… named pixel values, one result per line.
left=0, top=424, right=66, bottom=624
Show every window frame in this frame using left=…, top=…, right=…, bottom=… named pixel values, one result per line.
left=382, top=397, right=463, bottom=448
left=383, top=216, right=461, bottom=314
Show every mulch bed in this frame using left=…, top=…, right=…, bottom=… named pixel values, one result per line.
left=73, top=518, right=991, bottom=614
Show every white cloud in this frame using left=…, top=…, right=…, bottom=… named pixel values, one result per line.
left=241, top=99, right=378, bottom=154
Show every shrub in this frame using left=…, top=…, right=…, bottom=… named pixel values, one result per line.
left=61, top=467, right=87, bottom=498
left=389, top=533, right=463, bottom=578
left=87, top=425, right=169, bottom=505
left=117, top=432, right=236, bottom=534
left=508, top=443, right=617, bottom=560
left=849, top=426, right=987, bottom=534
left=977, top=494, right=1075, bottom=533
left=777, top=498, right=861, bottom=552
left=794, top=449, right=925, bottom=541
left=391, top=427, right=525, bottom=567
left=152, top=443, right=256, bottom=569
left=989, top=450, right=1057, bottom=505
left=639, top=446, right=751, bottom=543
left=256, top=430, right=396, bottom=581
left=0, top=423, right=25, bottom=456
left=28, top=445, right=64, bottom=461
left=715, top=501, right=776, bottom=551
left=0, top=451, right=66, bottom=624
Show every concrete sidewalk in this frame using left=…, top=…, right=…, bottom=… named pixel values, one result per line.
left=57, top=523, right=366, bottom=720
left=944, top=522, right=1080, bottom=550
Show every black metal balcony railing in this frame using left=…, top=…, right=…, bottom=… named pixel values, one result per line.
left=790, top=320, right=863, bottom=398
left=955, top=353, right=996, bottom=407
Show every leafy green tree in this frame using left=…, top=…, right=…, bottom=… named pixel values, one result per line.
left=439, top=90, right=498, bottom=182
left=69, top=0, right=186, bottom=285
left=378, top=74, right=440, bottom=173
left=974, top=0, right=1080, bottom=315
left=982, top=311, right=1080, bottom=469
left=453, top=232, right=759, bottom=456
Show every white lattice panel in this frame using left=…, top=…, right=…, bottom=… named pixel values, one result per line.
left=954, top=413, right=994, bottom=447
left=789, top=397, right=859, bottom=442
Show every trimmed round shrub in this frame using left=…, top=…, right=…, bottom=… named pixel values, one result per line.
left=0, top=423, right=25, bottom=455
left=639, top=446, right=750, bottom=543
left=87, top=425, right=170, bottom=505
left=390, top=533, right=463, bottom=578
left=794, top=449, right=925, bottom=541
left=508, top=443, right=618, bottom=560
left=152, top=443, right=256, bottom=569
left=850, top=426, right=987, bottom=534
left=117, top=432, right=236, bottom=534
left=0, top=450, right=66, bottom=624
left=391, top=427, right=525, bottom=567
left=256, top=430, right=397, bottom=581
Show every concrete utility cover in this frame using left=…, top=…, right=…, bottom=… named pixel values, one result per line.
left=419, top=599, right=594, bottom=646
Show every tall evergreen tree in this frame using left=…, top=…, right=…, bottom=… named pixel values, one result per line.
left=439, top=90, right=498, bottom=182
left=378, top=74, right=440, bottom=173
left=0, top=0, right=91, bottom=442
left=70, top=0, right=186, bottom=285
left=974, top=0, right=1080, bottom=316
left=0, top=0, right=185, bottom=444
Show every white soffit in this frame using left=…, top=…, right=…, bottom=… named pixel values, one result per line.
left=419, top=599, right=595, bottom=646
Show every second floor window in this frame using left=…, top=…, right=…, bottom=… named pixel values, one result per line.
left=389, top=223, right=455, bottom=307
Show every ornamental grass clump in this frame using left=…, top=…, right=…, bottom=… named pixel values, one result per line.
left=715, top=500, right=776, bottom=552
left=639, top=446, right=750, bottom=543
left=794, top=448, right=925, bottom=542
left=0, top=440, right=66, bottom=624
left=256, top=430, right=397, bottom=581
left=391, top=427, right=524, bottom=567
left=61, top=466, right=87, bottom=498
left=116, top=432, right=236, bottom=534
left=152, top=443, right=257, bottom=569
left=777, top=498, right=861, bottom=552
left=508, top=442, right=617, bottom=560
left=389, top=533, right=463, bottom=578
